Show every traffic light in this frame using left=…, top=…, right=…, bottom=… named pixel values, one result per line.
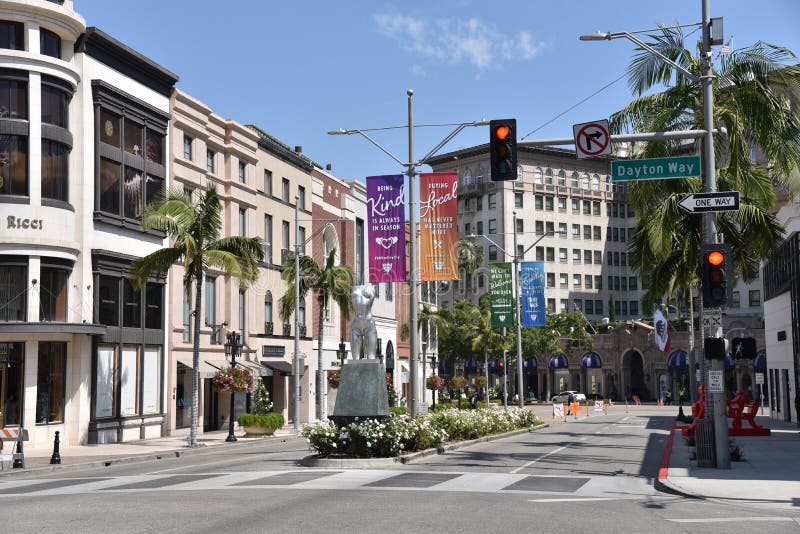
left=489, top=119, right=517, bottom=181
left=704, top=337, right=727, bottom=360
left=700, top=243, right=732, bottom=308
left=732, top=337, right=756, bottom=360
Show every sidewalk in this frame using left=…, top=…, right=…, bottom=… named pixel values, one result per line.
left=1, top=427, right=300, bottom=476
left=657, top=411, right=800, bottom=510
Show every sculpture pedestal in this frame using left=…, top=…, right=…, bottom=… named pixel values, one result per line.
left=329, top=359, right=389, bottom=428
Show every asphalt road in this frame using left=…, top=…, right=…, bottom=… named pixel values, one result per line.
left=2, top=407, right=798, bottom=533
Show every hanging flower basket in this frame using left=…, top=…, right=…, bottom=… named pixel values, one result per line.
left=212, top=366, right=255, bottom=394
left=426, top=375, right=445, bottom=391
left=449, top=376, right=467, bottom=390
left=474, top=376, right=487, bottom=389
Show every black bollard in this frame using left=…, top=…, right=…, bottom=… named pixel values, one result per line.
left=12, top=435, right=24, bottom=468
left=50, top=431, right=61, bottom=465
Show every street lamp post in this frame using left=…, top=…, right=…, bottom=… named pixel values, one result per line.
left=421, top=341, right=427, bottom=404
left=224, top=331, right=242, bottom=443
left=470, top=228, right=564, bottom=408
left=580, top=4, right=728, bottom=468
left=430, top=354, right=438, bottom=410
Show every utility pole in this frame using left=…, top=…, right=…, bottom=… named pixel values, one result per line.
left=513, top=212, right=524, bottom=408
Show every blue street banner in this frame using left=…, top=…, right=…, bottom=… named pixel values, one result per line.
left=520, top=261, right=546, bottom=327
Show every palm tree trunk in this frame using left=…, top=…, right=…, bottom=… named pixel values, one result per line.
left=317, top=295, right=326, bottom=421
left=190, top=274, right=203, bottom=447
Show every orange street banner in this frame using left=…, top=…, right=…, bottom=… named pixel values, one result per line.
left=419, top=172, right=458, bottom=281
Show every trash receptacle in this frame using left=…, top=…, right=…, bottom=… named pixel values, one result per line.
left=695, top=419, right=715, bottom=467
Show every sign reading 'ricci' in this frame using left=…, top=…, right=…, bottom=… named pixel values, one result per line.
left=7, top=216, right=44, bottom=230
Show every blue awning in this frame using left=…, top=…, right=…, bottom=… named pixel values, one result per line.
left=754, top=350, right=766, bottom=370
left=489, top=358, right=500, bottom=370
left=548, top=354, right=568, bottom=369
left=581, top=352, right=602, bottom=369
left=463, top=358, right=478, bottom=370
left=524, top=356, right=538, bottom=369
left=667, top=351, right=687, bottom=369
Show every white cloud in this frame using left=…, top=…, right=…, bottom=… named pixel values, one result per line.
left=374, top=14, right=544, bottom=70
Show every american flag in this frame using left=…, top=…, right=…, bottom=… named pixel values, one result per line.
left=718, top=39, right=732, bottom=56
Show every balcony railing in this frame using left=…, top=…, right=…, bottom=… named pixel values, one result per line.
left=265, top=321, right=274, bottom=335
left=282, top=322, right=291, bottom=336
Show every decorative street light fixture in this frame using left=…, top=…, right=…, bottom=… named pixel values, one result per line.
left=337, top=339, right=348, bottom=367
left=224, top=331, right=242, bottom=443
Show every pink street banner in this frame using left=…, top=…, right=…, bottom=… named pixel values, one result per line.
left=367, top=174, right=406, bottom=283
left=419, top=172, right=458, bottom=281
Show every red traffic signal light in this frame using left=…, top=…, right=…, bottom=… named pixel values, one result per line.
left=701, top=243, right=731, bottom=308
left=489, top=119, right=517, bottom=181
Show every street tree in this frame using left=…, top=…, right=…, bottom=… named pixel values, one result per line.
left=280, top=248, right=354, bottom=421
left=130, top=185, right=264, bottom=447
left=458, top=238, right=484, bottom=300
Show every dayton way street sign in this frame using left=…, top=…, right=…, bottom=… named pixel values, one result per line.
left=612, top=155, right=701, bottom=181
left=679, top=191, right=740, bottom=213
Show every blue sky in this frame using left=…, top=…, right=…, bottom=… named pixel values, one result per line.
left=76, top=1, right=800, bottom=180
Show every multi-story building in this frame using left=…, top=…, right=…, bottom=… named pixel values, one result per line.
left=763, top=193, right=800, bottom=424
left=0, top=1, right=178, bottom=446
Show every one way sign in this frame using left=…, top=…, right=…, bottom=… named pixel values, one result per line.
left=679, top=191, right=740, bottom=213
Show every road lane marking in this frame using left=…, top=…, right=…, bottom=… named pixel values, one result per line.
left=529, top=497, right=624, bottom=503
left=510, top=445, right=568, bottom=474
left=668, top=517, right=798, bottom=523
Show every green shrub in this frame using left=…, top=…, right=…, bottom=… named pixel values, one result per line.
left=302, top=408, right=540, bottom=458
left=238, top=412, right=284, bottom=429
left=389, top=406, right=407, bottom=416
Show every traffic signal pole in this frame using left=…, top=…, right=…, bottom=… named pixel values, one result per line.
left=700, top=0, right=730, bottom=469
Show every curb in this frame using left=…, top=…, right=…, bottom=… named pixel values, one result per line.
left=300, top=423, right=550, bottom=468
left=654, top=427, right=700, bottom=499
left=0, top=434, right=303, bottom=479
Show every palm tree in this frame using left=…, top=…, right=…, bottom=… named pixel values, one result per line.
left=610, top=27, right=799, bottom=307
left=130, top=185, right=264, bottom=447
left=458, top=238, right=484, bottom=300
left=280, top=248, right=354, bottom=421
left=469, top=306, right=511, bottom=402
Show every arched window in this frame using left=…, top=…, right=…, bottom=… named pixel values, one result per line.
left=462, top=168, right=472, bottom=186
left=475, top=166, right=485, bottom=184
left=557, top=170, right=566, bottom=187
left=605, top=175, right=612, bottom=191
left=545, top=169, right=553, bottom=185
left=592, top=174, right=600, bottom=190
left=581, top=173, right=590, bottom=189
left=570, top=172, right=579, bottom=188
left=264, top=291, right=273, bottom=324
left=533, top=168, right=543, bottom=184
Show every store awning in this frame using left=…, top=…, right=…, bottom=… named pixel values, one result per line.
left=581, top=352, right=602, bottom=369
left=262, top=359, right=300, bottom=376
left=175, top=355, right=227, bottom=379
left=667, top=351, right=687, bottom=369
left=754, top=350, right=766, bottom=370
left=523, top=357, right=538, bottom=370
left=238, top=359, right=272, bottom=377
left=548, top=354, right=568, bottom=369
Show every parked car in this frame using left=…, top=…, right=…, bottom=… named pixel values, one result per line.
left=551, top=391, right=586, bottom=403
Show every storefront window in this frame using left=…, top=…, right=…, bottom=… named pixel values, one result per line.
left=0, top=135, right=28, bottom=196
left=0, top=342, right=23, bottom=427
left=95, top=345, right=115, bottom=418
left=98, top=275, right=119, bottom=326
left=0, top=262, right=26, bottom=321
left=142, top=347, right=160, bottom=414
left=39, top=265, right=68, bottom=321
left=175, top=362, right=192, bottom=428
left=119, top=346, right=138, bottom=416
left=36, top=342, right=66, bottom=424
